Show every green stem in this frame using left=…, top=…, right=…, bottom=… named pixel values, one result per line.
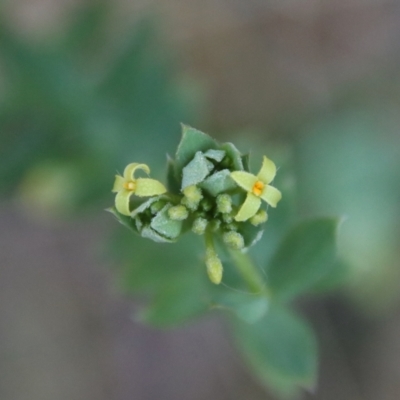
left=228, top=249, right=270, bottom=297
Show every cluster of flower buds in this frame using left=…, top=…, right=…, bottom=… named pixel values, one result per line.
left=110, top=125, right=281, bottom=284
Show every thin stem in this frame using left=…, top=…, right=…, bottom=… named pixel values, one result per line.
left=228, top=249, right=270, bottom=297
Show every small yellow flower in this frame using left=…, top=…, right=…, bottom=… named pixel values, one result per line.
left=230, top=156, right=282, bottom=222
left=112, top=163, right=167, bottom=216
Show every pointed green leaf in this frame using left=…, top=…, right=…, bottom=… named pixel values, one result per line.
left=267, top=217, right=340, bottom=300
left=130, top=195, right=167, bottom=217
left=107, top=207, right=139, bottom=234
left=240, top=221, right=264, bottom=248
left=181, top=151, right=214, bottom=189
left=150, top=204, right=183, bottom=239
left=204, top=149, right=226, bottom=162
left=221, top=142, right=244, bottom=170
left=138, top=269, right=208, bottom=327
left=141, top=225, right=175, bottom=243
left=212, top=291, right=268, bottom=323
left=233, top=304, right=318, bottom=395
left=166, top=155, right=180, bottom=194
left=175, top=125, right=218, bottom=174
left=200, top=169, right=237, bottom=196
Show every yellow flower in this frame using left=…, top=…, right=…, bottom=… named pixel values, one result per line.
left=112, top=163, right=167, bottom=216
left=230, top=156, right=282, bottom=222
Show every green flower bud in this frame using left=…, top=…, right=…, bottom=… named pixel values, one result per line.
left=225, top=222, right=239, bottom=231
left=192, top=217, right=208, bottom=235
left=216, top=193, right=232, bottom=214
left=209, top=219, right=221, bottom=232
left=250, top=209, right=268, bottom=226
left=201, top=198, right=213, bottom=212
left=182, top=185, right=203, bottom=210
left=222, top=213, right=234, bottom=224
left=168, top=205, right=189, bottom=221
left=222, top=231, right=244, bottom=250
left=205, top=240, right=223, bottom=284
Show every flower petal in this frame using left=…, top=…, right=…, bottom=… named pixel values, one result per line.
left=112, top=175, right=125, bottom=193
left=260, top=185, right=282, bottom=207
left=123, top=163, right=150, bottom=180
left=115, top=189, right=134, bottom=216
left=234, top=193, right=261, bottom=222
left=135, top=178, right=167, bottom=197
left=257, top=156, right=277, bottom=184
left=230, top=171, right=258, bottom=192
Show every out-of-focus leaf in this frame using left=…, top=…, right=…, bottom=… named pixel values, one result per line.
left=212, top=290, right=268, bottom=323
left=109, top=232, right=203, bottom=293
left=309, top=258, right=350, bottom=294
left=138, top=268, right=209, bottom=327
left=62, top=1, right=110, bottom=55
left=266, top=218, right=340, bottom=301
left=233, top=304, right=318, bottom=395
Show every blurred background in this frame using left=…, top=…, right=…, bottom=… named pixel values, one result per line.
left=1, top=0, right=400, bottom=399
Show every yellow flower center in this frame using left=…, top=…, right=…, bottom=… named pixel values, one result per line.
left=252, top=180, right=264, bottom=196
left=123, top=181, right=136, bottom=191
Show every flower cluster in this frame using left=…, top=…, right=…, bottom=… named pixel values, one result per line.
left=110, top=125, right=281, bottom=284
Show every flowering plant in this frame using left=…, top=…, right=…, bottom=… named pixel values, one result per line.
left=109, top=125, right=342, bottom=397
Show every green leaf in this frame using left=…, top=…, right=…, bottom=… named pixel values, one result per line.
left=204, top=149, right=226, bottom=162
left=166, top=155, right=180, bottom=194
left=109, top=233, right=202, bottom=294
left=175, top=125, right=218, bottom=175
left=138, top=268, right=209, bottom=327
left=309, top=258, right=349, bottom=294
left=267, top=218, right=340, bottom=301
left=150, top=204, right=183, bottom=239
left=240, top=221, right=264, bottom=248
left=212, top=290, right=268, bottom=323
left=131, top=195, right=167, bottom=218
left=233, top=304, right=317, bottom=395
left=141, top=226, right=175, bottom=243
left=181, top=151, right=213, bottom=189
left=200, top=169, right=237, bottom=196
left=107, top=207, right=139, bottom=234
left=221, top=142, right=244, bottom=170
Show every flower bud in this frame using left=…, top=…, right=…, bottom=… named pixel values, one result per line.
left=192, top=217, right=208, bottom=235
left=182, top=185, right=203, bottom=210
left=168, top=205, right=189, bottom=221
left=222, top=231, right=244, bottom=250
left=250, top=209, right=268, bottom=226
left=216, top=194, right=232, bottom=214
left=209, top=219, right=221, bottom=232
left=205, top=244, right=223, bottom=284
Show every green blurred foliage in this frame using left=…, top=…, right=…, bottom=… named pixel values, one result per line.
left=296, top=107, right=400, bottom=311
left=0, top=2, right=196, bottom=214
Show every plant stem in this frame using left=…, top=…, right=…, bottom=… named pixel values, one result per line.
left=228, top=249, right=270, bottom=297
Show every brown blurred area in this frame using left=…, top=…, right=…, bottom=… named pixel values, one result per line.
left=2, top=1, right=400, bottom=399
